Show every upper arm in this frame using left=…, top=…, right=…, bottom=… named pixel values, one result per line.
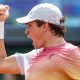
left=0, top=55, right=21, bottom=74
left=0, top=49, right=42, bottom=74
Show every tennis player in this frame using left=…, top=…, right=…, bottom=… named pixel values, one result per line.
left=0, top=3, right=80, bottom=80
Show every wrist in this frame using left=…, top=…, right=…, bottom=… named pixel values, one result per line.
left=0, top=21, right=4, bottom=39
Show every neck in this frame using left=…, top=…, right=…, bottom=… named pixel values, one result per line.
left=43, top=36, right=66, bottom=48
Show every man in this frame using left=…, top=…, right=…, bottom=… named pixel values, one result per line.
left=0, top=3, right=80, bottom=80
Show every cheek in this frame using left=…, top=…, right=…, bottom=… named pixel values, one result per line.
left=25, top=28, right=44, bottom=41
left=32, top=32, right=44, bottom=48
left=32, top=31, right=44, bottom=42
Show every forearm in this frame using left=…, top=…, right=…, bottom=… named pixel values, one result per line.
left=0, top=39, right=7, bottom=58
left=0, top=23, right=20, bottom=74
left=0, top=22, right=7, bottom=58
left=0, top=5, right=20, bottom=74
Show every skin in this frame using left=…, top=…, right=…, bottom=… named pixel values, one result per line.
left=0, top=4, right=66, bottom=74
left=0, top=5, right=20, bottom=74
left=25, top=21, right=66, bottom=49
left=25, top=21, right=45, bottom=49
left=25, top=22, right=51, bottom=49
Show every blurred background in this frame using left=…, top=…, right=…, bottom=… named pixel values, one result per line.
left=0, top=0, right=80, bottom=80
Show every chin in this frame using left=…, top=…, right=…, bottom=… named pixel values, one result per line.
left=34, top=46, right=42, bottom=49
left=32, top=41, right=44, bottom=49
left=33, top=44, right=43, bottom=49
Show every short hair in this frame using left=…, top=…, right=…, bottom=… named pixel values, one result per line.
left=35, top=17, right=66, bottom=37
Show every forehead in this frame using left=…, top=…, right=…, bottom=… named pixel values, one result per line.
left=26, top=21, right=37, bottom=26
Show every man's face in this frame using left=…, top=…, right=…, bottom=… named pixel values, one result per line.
left=25, top=21, right=45, bottom=49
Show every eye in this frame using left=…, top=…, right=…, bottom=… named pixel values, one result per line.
left=27, top=24, right=32, bottom=29
left=25, top=24, right=31, bottom=30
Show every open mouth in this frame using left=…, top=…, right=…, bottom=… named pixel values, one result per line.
left=31, top=39, right=35, bottom=47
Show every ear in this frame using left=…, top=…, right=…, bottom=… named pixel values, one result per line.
left=42, top=22, right=49, bottom=31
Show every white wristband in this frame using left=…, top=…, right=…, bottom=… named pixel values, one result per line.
left=0, top=22, right=4, bottom=39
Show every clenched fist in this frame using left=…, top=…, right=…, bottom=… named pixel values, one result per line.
left=0, top=4, right=10, bottom=22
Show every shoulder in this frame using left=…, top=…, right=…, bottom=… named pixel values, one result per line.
left=58, top=43, right=80, bottom=62
left=50, top=43, right=80, bottom=61
left=13, top=48, right=43, bottom=59
left=63, top=43, right=80, bottom=57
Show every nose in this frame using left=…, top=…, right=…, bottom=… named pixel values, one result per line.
left=25, top=28, right=30, bottom=38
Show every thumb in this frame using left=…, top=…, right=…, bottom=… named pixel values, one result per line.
left=4, top=5, right=10, bottom=16
left=4, top=5, right=10, bottom=10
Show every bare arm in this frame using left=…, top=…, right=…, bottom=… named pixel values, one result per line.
left=0, top=39, right=7, bottom=58
left=0, top=55, right=21, bottom=74
left=0, top=5, right=21, bottom=74
left=0, top=38, right=21, bottom=74
left=0, top=5, right=9, bottom=58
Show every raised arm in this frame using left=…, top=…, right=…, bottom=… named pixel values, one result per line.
left=0, top=5, right=9, bottom=58
left=0, top=4, right=20, bottom=74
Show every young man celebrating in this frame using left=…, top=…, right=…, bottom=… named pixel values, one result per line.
left=0, top=3, right=80, bottom=80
